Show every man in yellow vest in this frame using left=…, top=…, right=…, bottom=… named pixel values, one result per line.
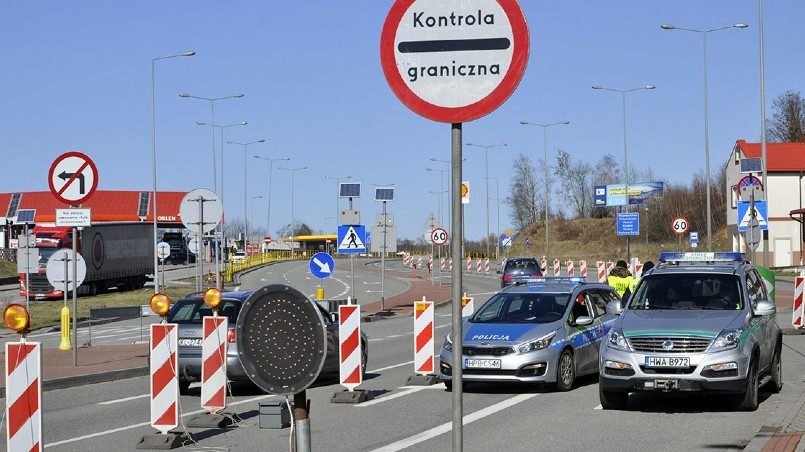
left=629, top=261, right=654, bottom=295
left=607, top=260, right=633, bottom=299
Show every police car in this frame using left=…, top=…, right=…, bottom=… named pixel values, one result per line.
left=598, top=252, right=782, bottom=411
left=439, top=277, right=620, bottom=391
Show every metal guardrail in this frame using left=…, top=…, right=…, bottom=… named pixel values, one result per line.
left=223, top=251, right=301, bottom=283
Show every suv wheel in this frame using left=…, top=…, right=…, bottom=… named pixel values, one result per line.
left=599, top=382, right=628, bottom=410
left=731, top=359, right=759, bottom=411
left=555, top=349, right=575, bottom=392
left=769, top=341, right=783, bottom=393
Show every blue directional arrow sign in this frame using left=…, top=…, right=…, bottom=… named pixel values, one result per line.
left=309, top=252, right=334, bottom=279
left=337, top=225, right=367, bottom=254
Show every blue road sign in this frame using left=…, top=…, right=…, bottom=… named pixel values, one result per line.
left=690, top=231, right=699, bottom=243
left=309, top=252, right=334, bottom=279
left=616, top=212, right=640, bottom=236
left=337, top=225, right=367, bottom=254
left=499, top=233, right=512, bottom=247
left=737, top=201, right=768, bottom=232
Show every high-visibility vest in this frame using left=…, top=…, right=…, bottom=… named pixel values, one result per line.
left=608, top=274, right=634, bottom=298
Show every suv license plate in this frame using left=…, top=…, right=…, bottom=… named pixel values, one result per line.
left=644, top=357, right=689, bottom=368
left=464, top=358, right=501, bottom=369
left=178, top=339, right=202, bottom=347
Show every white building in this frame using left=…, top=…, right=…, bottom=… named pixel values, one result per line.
left=726, top=139, right=805, bottom=267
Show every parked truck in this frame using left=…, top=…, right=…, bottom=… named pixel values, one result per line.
left=20, top=223, right=153, bottom=300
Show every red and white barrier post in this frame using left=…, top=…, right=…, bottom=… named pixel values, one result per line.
left=597, top=261, right=607, bottom=283
left=485, top=258, right=490, bottom=275
left=6, top=341, right=42, bottom=452
left=566, top=261, right=575, bottom=277
left=150, top=323, right=179, bottom=434
left=440, top=257, right=446, bottom=272
left=606, top=261, right=614, bottom=274
left=579, top=260, right=588, bottom=280
left=540, top=256, right=547, bottom=274
left=793, top=275, right=804, bottom=329
left=201, top=316, right=227, bottom=413
left=332, top=299, right=372, bottom=403
left=466, top=256, right=472, bottom=273
left=406, top=297, right=439, bottom=385
left=461, top=293, right=474, bottom=318
left=449, top=258, right=453, bottom=271
left=476, top=258, right=482, bottom=274
left=553, top=259, right=561, bottom=277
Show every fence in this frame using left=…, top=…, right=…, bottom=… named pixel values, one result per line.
left=223, top=251, right=298, bottom=283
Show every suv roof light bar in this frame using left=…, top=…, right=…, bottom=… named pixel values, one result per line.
left=658, top=252, right=745, bottom=263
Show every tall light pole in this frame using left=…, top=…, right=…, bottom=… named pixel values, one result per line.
left=592, top=84, right=655, bottom=261
left=280, top=167, right=310, bottom=225
left=227, top=139, right=266, bottom=251
left=758, top=0, right=769, bottom=266
left=250, top=195, right=263, bottom=243
left=661, top=23, right=748, bottom=251
left=179, top=92, right=244, bottom=193
left=325, top=175, right=352, bottom=226
left=466, top=142, right=507, bottom=258
left=486, top=176, right=501, bottom=258
left=429, top=157, right=465, bottom=234
left=426, top=168, right=449, bottom=225
left=519, top=120, right=570, bottom=266
left=254, top=155, right=290, bottom=238
left=151, top=50, right=194, bottom=294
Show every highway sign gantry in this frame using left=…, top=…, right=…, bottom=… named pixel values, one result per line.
left=309, top=252, right=334, bottom=279
left=381, top=0, right=530, bottom=123
left=48, top=151, right=99, bottom=205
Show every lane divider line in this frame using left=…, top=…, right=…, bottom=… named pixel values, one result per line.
left=98, top=394, right=149, bottom=405
left=367, top=360, right=414, bottom=374
left=355, top=386, right=429, bottom=407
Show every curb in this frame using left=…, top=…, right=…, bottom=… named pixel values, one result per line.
left=745, top=371, right=805, bottom=451
left=0, top=365, right=149, bottom=395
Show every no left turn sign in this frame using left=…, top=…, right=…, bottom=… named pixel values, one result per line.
left=48, top=151, right=99, bottom=205
left=381, top=0, right=529, bottom=123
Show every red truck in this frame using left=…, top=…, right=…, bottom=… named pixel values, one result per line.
left=20, top=223, right=154, bottom=300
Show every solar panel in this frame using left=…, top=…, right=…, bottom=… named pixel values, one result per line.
left=137, top=192, right=151, bottom=217
left=339, top=182, right=361, bottom=198
left=740, top=158, right=763, bottom=173
left=375, top=187, right=395, bottom=201
left=16, top=209, right=35, bottom=223
left=6, top=193, right=21, bottom=218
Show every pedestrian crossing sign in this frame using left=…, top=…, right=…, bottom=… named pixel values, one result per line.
left=337, top=225, right=367, bottom=254
left=737, top=201, right=768, bottom=232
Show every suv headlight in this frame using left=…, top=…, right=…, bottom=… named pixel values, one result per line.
left=443, top=333, right=453, bottom=351
left=708, top=329, right=743, bottom=353
left=517, top=331, right=556, bottom=354
left=607, top=329, right=631, bottom=352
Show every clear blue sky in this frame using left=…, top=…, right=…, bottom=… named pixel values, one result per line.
left=1, top=1, right=802, bottom=241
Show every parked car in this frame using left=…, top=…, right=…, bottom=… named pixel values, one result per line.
left=231, top=250, right=247, bottom=263
left=498, top=257, right=543, bottom=288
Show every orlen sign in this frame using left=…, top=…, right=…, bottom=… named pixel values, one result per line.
left=157, top=216, right=178, bottom=222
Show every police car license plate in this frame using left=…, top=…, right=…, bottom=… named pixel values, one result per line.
left=178, top=339, right=202, bottom=347
left=464, top=358, right=501, bottom=369
left=644, top=357, right=689, bottom=368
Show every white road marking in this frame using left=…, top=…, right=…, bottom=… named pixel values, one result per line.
left=356, top=386, right=430, bottom=407
left=594, top=404, right=603, bottom=410
left=370, top=393, right=539, bottom=452
left=387, top=334, right=404, bottom=338
left=367, top=360, right=414, bottom=374
left=98, top=393, right=149, bottom=405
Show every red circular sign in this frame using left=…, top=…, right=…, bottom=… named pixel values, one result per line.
left=264, top=236, right=272, bottom=244
left=380, top=0, right=530, bottom=123
left=671, top=217, right=689, bottom=236
left=48, top=151, right=99, bottom=205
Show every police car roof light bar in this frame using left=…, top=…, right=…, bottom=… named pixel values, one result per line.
left=658, top=252, right=745, bottom=263
left=514, top=276, right=586, bottom=285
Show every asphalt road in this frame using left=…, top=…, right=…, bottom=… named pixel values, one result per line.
left=4, top=266, right=804, bottom=451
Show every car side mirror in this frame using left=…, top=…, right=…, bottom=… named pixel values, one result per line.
left=606, top=300, right=623, bottom=316
left=753, top=300, right=776, bottom=317
left=574, top=316, right=594, bottom=326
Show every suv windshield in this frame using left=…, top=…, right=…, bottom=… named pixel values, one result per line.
left=504, top=259, right=541, bottom=275
left=471, top=292, right=570, bottom=324
left=168, top=298, right=241, bottom=324
left=628, top=274, right=743, bottom=311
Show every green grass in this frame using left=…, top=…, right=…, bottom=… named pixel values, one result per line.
left=15, top=285, right=193, bottom=332
left=0, top=259, right=16, bottom=278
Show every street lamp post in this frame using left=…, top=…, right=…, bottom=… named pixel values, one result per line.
left=426, top=168, right=449, bottom=226
left=518, top=120, right=570, bottom=266
left=279, top=166, right=310, bottom=225
left=254, top=155, right=290, bottom=238
left=466, top=142, right=506, bottom=258
left=429, top=157, right=465, bottom=234
left=250, top=195, right=263, bottom=243
left=591, top=84, right=655, bottom=261
left=661, top=22, right=748, bottom=251
left=486, top=177, right=501, bottom=258
left=227, top=139, right=266, bottom=251
left=151, top=50, right=194, bottom=294
left=325, top=176, right=352, bottom=227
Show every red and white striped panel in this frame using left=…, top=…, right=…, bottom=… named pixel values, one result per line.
left=484, top=258, right=490, bottom=275
left=540, top=257, right=547, bottom=274
left=635, top=264, right=644, bottom=278
left=449, top=258, right=453, bottom=271
left=339, top=304, right=363, bottom=390
left=417, top=256, right=423, bottom=268
left=466, top=257, right=472, bottom=273
left=5, top=341, right=41, bottom=452
left=476, top=258, right=482, bottom=274
left=606, top=261, right=614, bottom=274
left=428, top=255, right=433, bottom=269
left=440, top=258, right=446, bottom=271
left=596, top=261, right=606, bottom=283
left=579, top=261, right=588, bottom=280
left=413, top=299, right=434, bottom=375
left=553, top=259, right=561, bottom=277
left=150, top=324, right=178, bottom=435
left=566, top=261, right=575, bottom=277
left=461, top=295, right=474, bottom=318
left=793, top=276, right=804, bottom=329
left=201, top=316, right=227, bottom=413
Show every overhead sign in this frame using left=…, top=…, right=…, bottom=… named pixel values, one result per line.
left=380, top=0, right=530, bottom=123
left=616, top=212, right=640, bottom=236
left=337, top=225, right=367, bottom=254
left=671, top=217, right=689, bottom=236
left=48, top=151, right=99, bottom=205
left=461, top=181, right=470, bottom=204
left=45, top=248, right=87, bottom=290
left=309, top=252, right=334, bottom=279
left=593, top=181, right=664, bottom=207
left=431, top=227, right=448, bottom=245
left=738, top=201, right=769, bottom=232
left=740, top=157, right=763, bottom=173
left=179, top=188, right=223, bottom=235
left=55, top=208, right=91, bottom=227
left=156, top=242, right=171, bottom=260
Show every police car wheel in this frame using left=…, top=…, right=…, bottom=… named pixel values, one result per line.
left=555, top=349, right=575, bottom=392
left=731, top=359, right=759, bottom=411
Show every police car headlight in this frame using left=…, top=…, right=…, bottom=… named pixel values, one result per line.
left=517, top=331, right=556, bottom=354
left=708, top=329, right=743, bottom=353
left=607, top=329, right=631, bottom=351
left=443, top=333, right=453, bottom=352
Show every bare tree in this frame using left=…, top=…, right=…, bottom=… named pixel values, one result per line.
left=554, top=149, right=593, bottom=218
left=505, top=153, right=539, bottom=230
left=768, top=90, right=805, bottom=142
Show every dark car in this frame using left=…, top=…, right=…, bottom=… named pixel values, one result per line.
left=499, top=257, right=543, bottom=288
left=169, top=290, right=368, bottom=394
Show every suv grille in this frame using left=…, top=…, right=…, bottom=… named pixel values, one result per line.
left=28, top=274, right=53, bottom=293
left=463, top=346, right=513, bottom=357
left=628, top=336, right=711, bottom=354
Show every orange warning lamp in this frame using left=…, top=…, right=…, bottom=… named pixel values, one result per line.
left=4, top=304, right=30, bottom=333
left=204, top=288, right=222, bottom=309
left=149, top=293, right=172, bottom=317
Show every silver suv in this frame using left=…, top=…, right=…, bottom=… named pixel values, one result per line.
left=598, top=252, right=782, bottom=411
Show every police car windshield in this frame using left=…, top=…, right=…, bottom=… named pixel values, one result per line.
left=627, top=274, right=743, bottom=311
left=471, top=292, right=570, bottom=324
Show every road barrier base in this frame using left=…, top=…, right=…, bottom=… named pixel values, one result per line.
left=135, top=431, right=195, bottom=450
left=331, top=389, right=374, bottom=404
left=258, top=401, right=291, bottom=429
left=184, top=411, right=241, bottom=428
left=405, top=374, right=440, bottom=386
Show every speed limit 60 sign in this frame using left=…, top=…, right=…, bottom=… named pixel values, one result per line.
left=672, top=217, right=689, bottom=236
left=431, top=228, right=449, bottom=245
